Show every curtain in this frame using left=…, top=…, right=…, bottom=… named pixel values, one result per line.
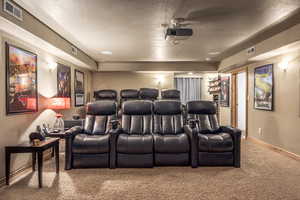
left=174, top=77, right=201, bottom=103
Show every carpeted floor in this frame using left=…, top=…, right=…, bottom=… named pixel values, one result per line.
left=0, top=140, right=300, bottom=200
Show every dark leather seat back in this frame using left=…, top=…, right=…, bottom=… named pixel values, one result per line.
left=153, top=100, right=183, bottom=135
left=84, top=101, right=117, bottom=135
left=122, top=100, right=153, bottom=135
left=161, top=89, right=180, bottom=100
left=139, top=88, right=159, bottom=101
left=186, top=101, right=220, bottom=133
left=120, top=89, right=139, bottom=106
left=94, top=90, right=117, bottom=101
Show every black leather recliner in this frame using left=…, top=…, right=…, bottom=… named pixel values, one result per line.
left=139, top=88, right=159, bottom=101
left=115, top=100, right=154, bottom=168
left=153, top=100, right=190, bottom=166
left=118, top=89, right=140, bottom=118
left=65, top=101, right=118, bottom=169
left=94, top=89, right=117, bottom=101
left=185, top=101, right=241, bottom=168
left=161, top=89, right=181, bottom=100
left=120, top=89, right=139, bottom=105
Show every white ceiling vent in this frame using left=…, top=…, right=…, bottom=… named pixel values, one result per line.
left=71, top=45, right=78, bottom=56
left=3, top=0, right=23, bottom=21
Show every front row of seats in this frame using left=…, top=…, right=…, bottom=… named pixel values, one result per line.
left=65, top=100, right=241, bottom=170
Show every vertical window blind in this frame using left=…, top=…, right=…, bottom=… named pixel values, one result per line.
left=174, top=77, right=202, bottom=103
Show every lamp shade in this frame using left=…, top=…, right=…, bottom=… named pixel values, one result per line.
left=48, top=97, right=71, bottom=110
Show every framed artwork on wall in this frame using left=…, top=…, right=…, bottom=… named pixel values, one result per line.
left=254, top=64, right=274, bottom=111
left=74, top=69, right=84, bottom=107
left=220, top=76, right=230, bottom=107
left=5, top=43, right=38, bottom=115
left=57, top=64, right=71, bottom=97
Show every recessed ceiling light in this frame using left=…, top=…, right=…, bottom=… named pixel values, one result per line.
left=208, top=52, right=220, bottom=55
left=205, top=57, right=211, bottom=61
left=188, top=72, right=193, bottom=75
left=101, top=51, right=112, bottom=55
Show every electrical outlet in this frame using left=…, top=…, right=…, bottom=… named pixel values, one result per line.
left=258, top=128, right=262, bottom=136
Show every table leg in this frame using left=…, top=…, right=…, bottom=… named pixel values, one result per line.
left=5, top=150, right=10, bottom=185
left=37, top=151, right=43, bottom=188
left=32, top=152, right=36, bottom=171
left=55, top=142, right=59, bottom=174
left=51, top=146, right=55, bottom=158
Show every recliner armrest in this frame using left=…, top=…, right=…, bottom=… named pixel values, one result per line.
left=65, top=126, right=83, bottom=170
left=65, top=126, right=83, bottom=138
left=184, top=125, right=198, bottom=168
left=220, top=126, right=242, bottom=137
left=220, top=126, right=241, bottom=168
left=108, top=126, right=123, bottom=169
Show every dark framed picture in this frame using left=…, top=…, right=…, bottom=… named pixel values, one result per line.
left=74, top=69, right=84, bottom=107
left=75, top=70, right=84, bottom=93
left=220, top=76, right=230, bottom=107
left=75, top=93, right=84, bottom=107
left=254, top=64, right=274, bottom=111
left=5, top=43, right=38, bottom=115
left=57, top=64, right=71, bottom=97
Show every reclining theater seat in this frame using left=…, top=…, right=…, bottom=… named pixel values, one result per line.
left=185, top=101, right=241, bottom=168
left=153, top=100, right=190, bottom=166
left=116, top=100, right=154, bottom=167
left=94, top=89, right=117, bottom=101
left=161, top=89, right=181, bottom=100
left=120, top=89, right=139, bottom=106
left=139, top=88, right=159, bottom=101
left=65, top=101, right=117, bottom=169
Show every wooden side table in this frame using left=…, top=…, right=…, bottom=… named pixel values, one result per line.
left=5, top=138, right=60, bottom=188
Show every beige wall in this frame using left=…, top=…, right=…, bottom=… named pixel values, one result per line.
left=0, top=31, right=93, bottom=180
left=247, top=51, right=300, bottom=155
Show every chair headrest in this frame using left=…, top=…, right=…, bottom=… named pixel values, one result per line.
left=161, top=89, right=180, bottom=100
left=154, top=100, right=182, bottom=115
left=123, top=100, right=153, bottom=115
left=186, top=101, right=217, bottom=115
left=139, top=88, right=159, bottom=100
left=86, top=101, right=117, bottom=115
left=120, top=89, right=139, bottom=99
left=94, top=90, right=117, bottom=100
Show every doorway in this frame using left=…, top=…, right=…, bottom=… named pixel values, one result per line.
left=237, top=72, right=247, bottom=137
left=231, top=68, right=248, bottom=138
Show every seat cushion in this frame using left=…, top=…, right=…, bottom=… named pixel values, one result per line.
left=198, top=133, right=233, bottom=152
left=72, top=134, right=109, bottom=154
left=154, top=133, right=189, bottom=153
left=117, top=134, right=153, bottom=154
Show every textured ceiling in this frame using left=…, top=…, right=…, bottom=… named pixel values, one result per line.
left=15, top=0, right=300, bottom=62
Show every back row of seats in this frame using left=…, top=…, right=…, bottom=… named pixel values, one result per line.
left=94, top=88, right=181, bottom=103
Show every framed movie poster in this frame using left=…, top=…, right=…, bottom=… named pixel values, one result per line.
left=57, top=64, right=71, bottom=97
left=74, top=69, right=84, bottom=106
left=254, top=64, right=274, bottom=111
left=75, top=70, right=84, bottom=93
left=5, top=43, right=38, bottom=115
left=220, top=76, right=230, bottom=107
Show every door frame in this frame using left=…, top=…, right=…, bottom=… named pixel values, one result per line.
left=230, top=67, right=249, bottom=138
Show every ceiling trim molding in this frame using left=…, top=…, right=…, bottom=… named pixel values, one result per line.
left=99, top=61, right=218, bottom=72
left=217, top=8, right=300, bottom=61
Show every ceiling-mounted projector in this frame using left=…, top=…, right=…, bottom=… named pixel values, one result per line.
left=165, top=28, right=193, bottom=41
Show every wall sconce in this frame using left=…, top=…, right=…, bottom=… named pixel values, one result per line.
left=48, top=62, right=57, bottom=72
left=156, top=75, right=164, bottom=86
left=279, top=56, right=292, bottom=72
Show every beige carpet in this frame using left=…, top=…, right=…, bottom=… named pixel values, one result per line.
left=1, top=140, right=300, bottom=200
